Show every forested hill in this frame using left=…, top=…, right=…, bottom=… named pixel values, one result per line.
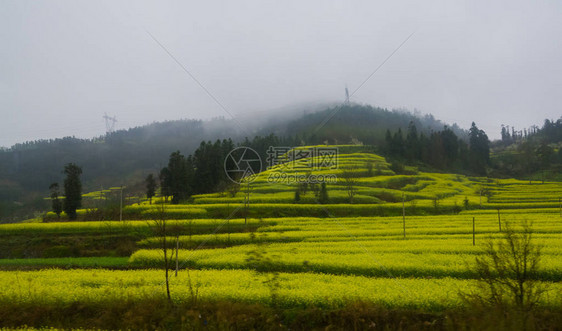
left=0, top=119, right=235, bottom=220
left=0, top=104, right=460, bottom=221
left=490, top=118, right=562, bottom=179
left=271, top=105, right=467, bottom=145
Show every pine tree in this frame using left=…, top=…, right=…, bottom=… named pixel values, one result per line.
left=440, top=126, right=459, bottom=167
left=63, top=163, right=82, bottom=220
left=392, top=129, right=405, bottom=157
left=159, top=167, right=172, bottom=202
left=384, top=130, right=393, bottom=155
left=469, top=122, right=490, bottom=175
left=49, top=183, right=63, bottom=221
left=167, top=151, right=191, bottom=204
left=405, top=121, right=419, bottom=161
left=319, top=182, right=329, bottom=204
left=145, top=174, right=157, bottom=204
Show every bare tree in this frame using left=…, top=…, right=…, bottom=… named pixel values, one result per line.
left=462, top=220, right=547, bottom=324
left=475, top=185, right=492, bottom=207
left=340, top=167, right=359, bottom=203
left=245, top=232, right=281, bottom=308
left=153, top=200, right=171, bottom=302
left=168, top=221, right=185, bottom=277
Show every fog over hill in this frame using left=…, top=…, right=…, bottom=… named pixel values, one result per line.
left=0, top=103, right=462, bottom=221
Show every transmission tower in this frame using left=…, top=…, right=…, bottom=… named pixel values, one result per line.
left=344, top=85, right=350, bottom=105
left=103, top=113, right=117, bottom=134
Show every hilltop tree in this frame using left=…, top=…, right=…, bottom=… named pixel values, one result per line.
left=384, top=129, right=393, bottom=155
left=501, top=124, right=512, bottom=142
left=159, top=167, right=172, bottom=202
left=145, top=174, right=157, bottom=204
left=192, top=139, right=234, bottom=194
left=157, top=139, right=236, bottom=204
left=418, top=132, right=430, bottom=164
left=536, top=142, right=554, bottom=169
left=63, top=163, right=82, bottom=220
left=392, top=128, right=405, bottom=157
left=385, top=124, right=464, bottom=171
left=405, top=121, right=419, bottom=161
left=49, top=183, right=63, bottom=221
left=428, top=131, right=446, bottom=169
left=469, top=122, right=490, bottom=175
left=458, top=139, right=470, bottom=166
left=440, top=126, right=459, bottom=166
left=166, top=151, right=192, bottom=204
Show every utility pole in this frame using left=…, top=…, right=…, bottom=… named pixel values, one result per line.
left=497, top=209, right=501, bottom=232
left=99, top=185, right=105, bottom=221
left=479, top=189, right=482, bottom=208
left=119, top=185, right=123, bottom=223
left=472, top=217, right=476, bottom=246
left=402, top=192, right=406, bottom=239
left=245, top=181, right=250, bottom=225
left=227, top=218, right=231, bottom=245
left=175, top=234, right=179, bottom=277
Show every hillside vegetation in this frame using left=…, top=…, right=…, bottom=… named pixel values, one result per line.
left=0, top=105, right=462, bottom=222
left=0, top=146, right=561, bottom=329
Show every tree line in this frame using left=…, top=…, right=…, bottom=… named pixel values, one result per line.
left=48, top=163, right=82, bottom=221
left=151, top=122, right=489, bottom=205
left=157, top=139, right=234, bottom=204
left=383, top=122, right=490, bottom=175
left=283, top=105, right=467, bottom=146
left=492, top=118, right=562, bottom=179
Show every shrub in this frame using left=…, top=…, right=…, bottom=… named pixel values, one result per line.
left=389, top=161, right=405, bottom=175
left=461, top=220, right=547, bottom=326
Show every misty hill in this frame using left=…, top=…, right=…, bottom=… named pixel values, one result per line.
left=0, top=104, right=463, bottom=221
left=274, top=104, right=466, bottom=145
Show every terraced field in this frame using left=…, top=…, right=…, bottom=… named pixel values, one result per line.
left=1, top=146, right=561, bottom=328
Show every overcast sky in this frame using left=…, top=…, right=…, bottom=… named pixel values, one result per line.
left=1, top=0, right=561, bottom=147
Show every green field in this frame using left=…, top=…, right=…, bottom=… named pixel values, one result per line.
left=1, top=146, right=562, bottom=329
